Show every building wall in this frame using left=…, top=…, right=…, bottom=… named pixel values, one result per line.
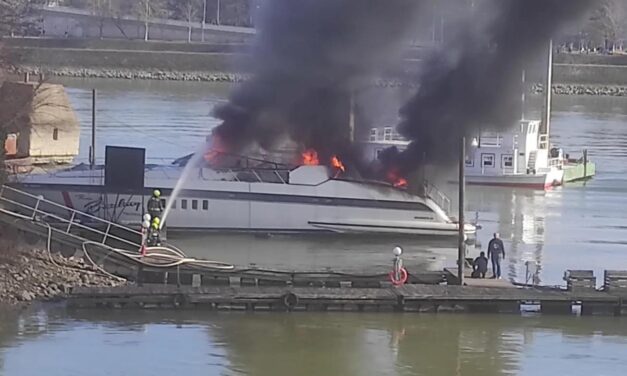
left=28, top=83, right=80, bottom=161
left=0, top=81, right=79, bottom=163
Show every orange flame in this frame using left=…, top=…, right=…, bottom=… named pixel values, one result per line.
left=301, top=149, right=320, bottom=165
left=387, top=170, right=408, bottom=189
left=330, top=155, right=346, bottom=173
left=204, top=150, right=220, bottom=163
left=204, top=134, right=225, bottom=164
left=393, top=177, right=408, bottom=188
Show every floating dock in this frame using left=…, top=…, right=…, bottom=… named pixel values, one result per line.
left=563, top=150, right=596, bottom=183
left=563, top=161, right=596, bottom=183
left=68, top=282, right=627, bottom=316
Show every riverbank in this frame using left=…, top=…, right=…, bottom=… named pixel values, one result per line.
left=13, top=66, right=413, bottom=88
left=0, top=240, right=125, bottom=305
left=532, top=83, right=627, bottom=96
left=15, top=65, right=627, bottom=95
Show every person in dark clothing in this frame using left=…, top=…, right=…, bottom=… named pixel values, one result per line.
left=487, top=233, right=506, bottom=279
left=472, top=251, right=489, bottom=278
left=147, top=189, right=163, bottom=222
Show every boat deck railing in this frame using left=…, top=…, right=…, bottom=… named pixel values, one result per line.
left=548, top=157, right=564, bottom=169
left=424, top=182, right=452, bottom=215
left=0, top=185, right=142, bottom=250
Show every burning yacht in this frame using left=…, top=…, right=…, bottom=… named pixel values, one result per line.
left=10, top=147, right=474, bottom=237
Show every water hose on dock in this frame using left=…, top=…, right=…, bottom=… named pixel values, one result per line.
left=80, top=241, right=235, bottom=271
left=0, top=207, right=235, bottom=279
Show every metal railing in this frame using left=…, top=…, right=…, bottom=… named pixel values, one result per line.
left=424, top=182, right=452, bottom=215
left=539, top=134, right=549, bottom=149
left=548, top=158, right=563, bottom=169
left=478, top=136, right=503, bottom=148
left=0, top=185, right=142, bottom=250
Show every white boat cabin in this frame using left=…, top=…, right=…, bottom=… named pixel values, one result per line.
left=466, top=120, right=563, bottom=177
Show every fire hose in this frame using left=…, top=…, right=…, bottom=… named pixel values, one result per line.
left=0, top=208, right=235, bottom=280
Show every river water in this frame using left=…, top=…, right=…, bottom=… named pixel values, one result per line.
left=1, top=78, right=626, bottom=375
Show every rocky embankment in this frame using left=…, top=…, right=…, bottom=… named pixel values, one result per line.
left=0, top=247, right=125, bottom=305
left=15, top=66, right=248, bottom=82
left=15, top=66, right=414, bottom=88
left=532, top=83, right=627, bottom=97
left=15, top=66, right=627, bottom=95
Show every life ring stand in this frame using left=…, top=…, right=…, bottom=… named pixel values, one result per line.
left=389, top=267, right=409, bottom=286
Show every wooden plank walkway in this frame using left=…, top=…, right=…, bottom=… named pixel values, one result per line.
left=444, top=267, right=517, bottom=288
left=68, top=284, right=627, bottom=316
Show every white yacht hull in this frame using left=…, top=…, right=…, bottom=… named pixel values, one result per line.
left=465, top=169, right=564, bottom=190
left=13, top=165, right=472, bottom=237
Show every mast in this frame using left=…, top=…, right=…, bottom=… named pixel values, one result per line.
left=521, top=69, right=526, bottom=120
left=542, top=39, right=553, bottom=138
left=348, top=90, right=355, bottom=143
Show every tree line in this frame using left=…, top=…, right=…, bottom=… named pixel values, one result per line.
left=578, top=0, right=627, bottom=51
left=68, top=0, right=255, bottom=36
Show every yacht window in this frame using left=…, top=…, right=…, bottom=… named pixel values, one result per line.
left=383, top=127, right=393, bottom=141
left=52, top=128, right=59, bottom=140
left=502, top=155, right=514, bottom=168
left=181, top=200, right=188, bottom=210
left=481, top=154, right=495, bottom=167
left=192, top=200, right=198, bottom=210
left=202, top=200, right=208, bottom=210
left=369, top=128, right=378, bottom=142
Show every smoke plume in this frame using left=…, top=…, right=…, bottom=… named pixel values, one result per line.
left=212, top=0, right=420, bottom=162
left=388, top=0, right=594, bottom=175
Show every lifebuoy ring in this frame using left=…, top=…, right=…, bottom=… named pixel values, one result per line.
left=282, top=293, right=299, bottom=310
left=389, top=267, right=408, bottom=286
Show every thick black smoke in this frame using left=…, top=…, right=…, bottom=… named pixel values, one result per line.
left=212, top=0, right=420, bottom=162
left=388, top=0, right=594, bottom=175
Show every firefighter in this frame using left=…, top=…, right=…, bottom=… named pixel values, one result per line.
left=147, top=189, right=163, bottom=222
left=147, top=220, right=162, bottom=247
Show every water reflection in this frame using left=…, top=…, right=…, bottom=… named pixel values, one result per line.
left=468, top=187, right=547, bottom=284
left=3, top=309, right=627, bottom=376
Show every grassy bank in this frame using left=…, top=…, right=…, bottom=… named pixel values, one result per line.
left=554, top=64, right=627, bottom=85
left=4, top=37, right=249, bottom=54
left=10, top=46, right=242, bottom=73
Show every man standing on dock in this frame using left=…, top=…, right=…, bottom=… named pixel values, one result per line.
left=487, top=233, right=505, bottom=279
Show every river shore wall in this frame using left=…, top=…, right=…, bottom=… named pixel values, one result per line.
left=6, top=39, right=627, bottom=95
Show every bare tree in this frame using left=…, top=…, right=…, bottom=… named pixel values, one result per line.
left=134, top=0, right=165, bottom=41
left=1, top=1, right=43, bottom=179
left=84, top=0, right=113, bottom=39
left=0, top=0, right=40, bottom=37
left=585, top=0, right=627, bottom=51
left=177, top=0, right=202, bottom=43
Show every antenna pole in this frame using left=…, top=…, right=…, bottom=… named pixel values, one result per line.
left=90, top=89, right=96, bottom=168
